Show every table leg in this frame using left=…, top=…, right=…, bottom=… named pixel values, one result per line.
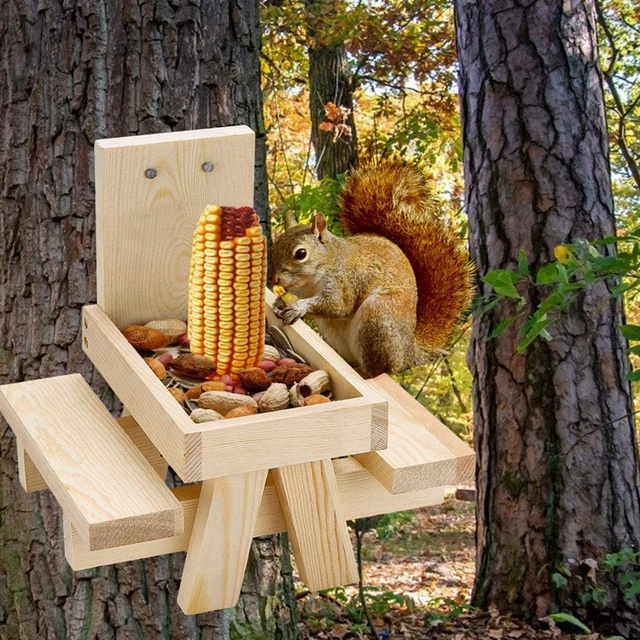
left=273, top=459, right=358, bottom=591
left=177, top=469, right=268, bottom=614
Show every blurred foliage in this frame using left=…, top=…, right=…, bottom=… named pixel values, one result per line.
left=261, top=0, right=640, bottom=449
left=373, top=511, right=418, bottom=542
left=596, top=0, right=640, bottom=224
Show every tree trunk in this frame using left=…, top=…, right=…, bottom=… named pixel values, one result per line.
left=455, top=0, right=640, bottom=635
left=306, top=0, right=358, bottom=180
left=0, top=1, right=296, bottom=638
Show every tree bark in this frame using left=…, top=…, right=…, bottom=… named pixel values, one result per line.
left=0, top=1, right=296, bottom=638
left=306, top=0, right=358, bottom=180
left=455, top=0, right=640, bottom=635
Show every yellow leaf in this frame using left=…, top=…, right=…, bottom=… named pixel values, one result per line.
left=553, top=245, right=572, bottom=264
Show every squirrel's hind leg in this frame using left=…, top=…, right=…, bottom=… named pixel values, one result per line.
left=354, top=292, right=417, bottom=379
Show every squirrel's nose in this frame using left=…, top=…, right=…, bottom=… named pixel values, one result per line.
left=269, top=273, right=279, bottom=286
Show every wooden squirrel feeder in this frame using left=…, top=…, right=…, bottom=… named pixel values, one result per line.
left=0, top=126, right=474, bottom=615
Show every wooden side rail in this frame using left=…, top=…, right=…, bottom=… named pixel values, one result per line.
left=0, top=374, right=183, bottom=551
left=64, top=457, right=446, bottom=570
left=357, top=374, right=475, bottom=493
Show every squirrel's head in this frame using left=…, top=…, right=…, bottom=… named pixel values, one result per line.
left=269, top=211, right=334, bottom=295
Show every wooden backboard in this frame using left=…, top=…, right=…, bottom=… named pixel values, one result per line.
left=95, top=126, right=255, bottom=328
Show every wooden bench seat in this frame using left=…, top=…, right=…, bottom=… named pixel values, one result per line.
left=357, top=374, right=475, bottom=493
left=0, top=374, right=183, bottom=551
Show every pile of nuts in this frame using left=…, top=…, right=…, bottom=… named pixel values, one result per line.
left=121, top=319, right=333, bottom=424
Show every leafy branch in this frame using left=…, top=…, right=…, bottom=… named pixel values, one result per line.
left=480, top=234, right=640, bottom=365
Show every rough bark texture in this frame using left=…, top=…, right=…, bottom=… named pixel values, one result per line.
left=0, top=1, right=296, bottom=638
left=306, top=1, right=358, bottom=180
left=455, top=0, right=640, bottom=635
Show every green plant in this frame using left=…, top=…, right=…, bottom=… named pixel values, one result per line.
left=425, top=597, right=474, bottom=626
left=480, top=233, right=640, bottom=358
left=604, top=548, right=640, bottom=599
left=275, top=176, right=345, bottom=235
left=547, top=612, right=592, bottom=634
left=374, top=510, right=417, bottom=541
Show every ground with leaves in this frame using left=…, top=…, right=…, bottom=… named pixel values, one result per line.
left=294, top=495, right=616, bottom=639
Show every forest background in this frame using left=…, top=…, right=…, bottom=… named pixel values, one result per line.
left=262, top=0, right=639, bottom=441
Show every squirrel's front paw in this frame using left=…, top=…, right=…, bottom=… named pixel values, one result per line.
left=277, top=300, right=307, bottom=325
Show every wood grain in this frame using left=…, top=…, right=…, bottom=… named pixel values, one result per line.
left=86, top=298, right=388, bottom=483
left=96, top=126, right=255, bottom=329
left=356, top=374, right=475, bottom=493
left=177, top=470, right=268, bottom=614
left=16, top=438, right=48, bottom=492
left=0, top=374, right=183, bottom=550
left=17, top=415, right=168, bottom=492
left=273, top=460, right=358, bottom=592
left=265, top=288, right=388, bottom=450
left=192, top=396, right=379, bottom=482
left=64, top=458, right=445, bottom=570
left=83, top=303, right=193, bottom=478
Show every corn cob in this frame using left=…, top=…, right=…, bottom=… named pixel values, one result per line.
left=188, top=205, right=267, bottom=378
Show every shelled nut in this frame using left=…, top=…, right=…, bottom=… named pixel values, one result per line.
left=237, top=367, right=272, bottom=393
left=185, top=381, right=226, bottom=399
left=289, top=383, right=304, bottom=407
left=271, top=362, right=314, bottom=388
left=226, top=405, right=259, bottom=419
left=198, top=390, right=258, bottom=416
left=299, top=370, right=330, bottom=397
left=145, top=319, right=187, bottom=345
left=169, top=353, right=216, bottom=379
left=168, top=388, right=186, bottom=405
left=144, top=357, right=167, bottom=380
left=258, top=383, right=289, bottom=412
left=304, top=394, right=331, bottom=406
left=123, top=325, right=170, bottom=350
left=261, top=345, right=281, bottom=363
left=190, top=408, right=224, bottom=423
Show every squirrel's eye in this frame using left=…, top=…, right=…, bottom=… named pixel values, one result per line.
left=294, top=248, right=308, bottom=261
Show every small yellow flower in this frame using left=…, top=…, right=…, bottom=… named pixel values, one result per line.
left=554, top=245, right=572, bottom=264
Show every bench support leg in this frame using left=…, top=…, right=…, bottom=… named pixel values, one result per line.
left=273, top=459, right=358, bottom=591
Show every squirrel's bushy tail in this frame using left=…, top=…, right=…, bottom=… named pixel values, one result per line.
left=339, top=163, right=474, bottom=354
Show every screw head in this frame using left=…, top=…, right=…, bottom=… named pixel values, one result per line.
left=202, top=161, right=214, bottom=173
left=145, top=168, right=158, bottom=179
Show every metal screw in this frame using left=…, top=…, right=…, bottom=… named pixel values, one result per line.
left=202, top=161, right=214, bottom=173
left=145, top=168, right=158, bottom=179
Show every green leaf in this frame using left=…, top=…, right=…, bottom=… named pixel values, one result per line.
left=621, top=325, right=640, bottom=341
left=539, top=328, right=553, bottom=342
left=536, top=264, right=559, bottom=285
left=626, top=370, right=640, bottom=381
left=489, top=316, right=516, bottom=339
left=552, top=573, right=568, bottom=589
left=557, top=263, right=569, bottom=287
left=612, top=281, right=636, bottom=296
left=517, top=316, right=551, bottom=354
left=594, top=235, right=619, bottom=246
left=548, top=613, right=591, bottom=634
left=482, top=270, right=521, bottom=299
left=517, top=249, right=530, bottom=277
left=481, top=297, right=501, bottom=314
left=493, top=282, right=521, bottom=299
left=482, top=269, right=520, bottom=286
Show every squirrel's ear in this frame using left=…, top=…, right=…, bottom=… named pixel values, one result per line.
left=312, top=213, right=333, bottom=244
left=284, top=210, right=298, bottom=230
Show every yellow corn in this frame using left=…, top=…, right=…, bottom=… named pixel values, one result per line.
left=188, top=205, right=266, bottom=378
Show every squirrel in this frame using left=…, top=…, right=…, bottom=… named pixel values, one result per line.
left=268, top=163, right=474, bottom=379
